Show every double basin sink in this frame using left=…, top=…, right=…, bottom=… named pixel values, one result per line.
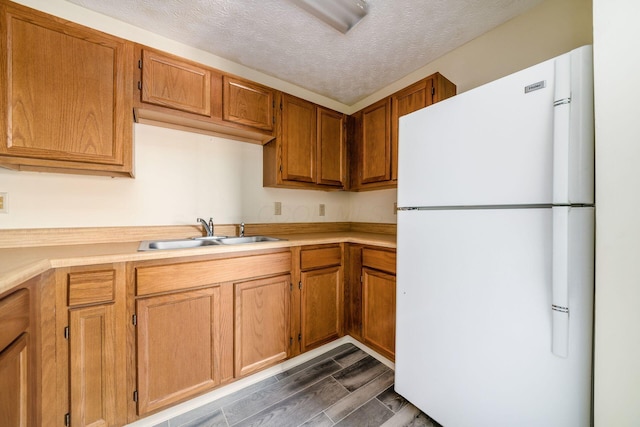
left=138, top=235, right=284, bottom=251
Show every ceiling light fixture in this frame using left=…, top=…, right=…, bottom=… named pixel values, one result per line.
left=291, top=0, right=369, bottom=34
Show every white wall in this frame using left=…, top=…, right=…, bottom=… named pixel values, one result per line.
left=0, top=0, right=591, bottom=229
left=593, top=0, right=640, bottom=425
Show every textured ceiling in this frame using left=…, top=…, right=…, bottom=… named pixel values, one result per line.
left=65, top=0, right=544, bottom=105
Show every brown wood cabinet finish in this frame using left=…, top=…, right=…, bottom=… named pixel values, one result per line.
left=234, top=275, right=291, bottom=377
left=264, top=94, right=347, bottom=190
left=362, top=267, right=396, bottom=361
left=0, top=333, right=29, bottom=427
left=136, top=287, right=225, bottom=415
left=351, top=73, right=456, bottom=190
left=223, top=76, right=275, bottom=131
left=69, top=304, right=117, bottom=427
left=298, top=245, right=344, bottom=353
left=0, top=1, right=134, bottom=177
left=141, top=49, right=212, bottom=116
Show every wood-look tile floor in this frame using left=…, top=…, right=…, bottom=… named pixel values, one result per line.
left=153, top=343, right=441, bottom=427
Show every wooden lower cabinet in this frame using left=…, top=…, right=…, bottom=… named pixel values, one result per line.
left=56, top=265, right=127, bottom=427
left=234, top=275, right=291, bottom=377
left=346, top=245, right=397, bottom=361
left=300, top=267, right=342, bottom=351
left=297, top=245, right=344, bottom=353
left=136, top=286, right=229, bottom=415
left=362, top=268, right=396, bottom=361
left=0, top=333, right=29, bottom=427
left=69, top=304, right=117, bottom=427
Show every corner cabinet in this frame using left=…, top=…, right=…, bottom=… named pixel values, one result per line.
left=264, top=93, right=347, bottom=190
left=0, top=1, right=134, bottom=177
left=345, top=245, right=397, bottom=361
left=350, top=72, right=456, bottom=190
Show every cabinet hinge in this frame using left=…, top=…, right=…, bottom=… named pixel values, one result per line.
left=289, top=337, right=293, bottom=346
left=138, top=59, right=142, bottom=69
left=132, top=314, right=137, bottom=326
left=290, top=283, right=293, bottom=292
left=279, top=164, right=283, bottom=172
left=64, top=326, right=69, bottom=340
left=298, top=333, right=302, bottom=342
left=133, top=390, right=138, bottom=402
left=137, top=81, right=142, bottom=91
left=280, top=101, right=283, bottom=110
left=298, top=281, right=302, bottom=290
left=360, top=275, right=363, bottom=283
left=431, top=86, right=436, bottom=96
left=64, top=413, right=70, bottom=426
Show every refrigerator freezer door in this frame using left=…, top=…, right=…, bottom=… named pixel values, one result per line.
left=395, top=207, right=593, bottom=427
left=397, top=46, right=593, bottom=208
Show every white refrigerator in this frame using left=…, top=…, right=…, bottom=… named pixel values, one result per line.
left=395, top=45, right=594, bottom=427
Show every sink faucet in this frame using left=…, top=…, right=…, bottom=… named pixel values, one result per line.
left=240, top=222, right=245, bottom=237
left=197, top=217, right=214, bottom=237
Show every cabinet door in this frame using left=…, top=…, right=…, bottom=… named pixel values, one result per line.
left=391, top=80, right=430, bottom=181
left=0, top=334, right=29, bottom=427
left=136, top=288, right=222, bottom=415
left=223, top=76, right=274, bottom=131
left=280, top=94, right=316, bottom=183
left=235, top=275, right=290, bottom=377
left=317, top=107, right=346, bottom=188
left=69, top=304, right=116, bottom=427
left=360, top=98, right=391, bottom=184
left=362, top=267, right=396, bottom=360
left=0, top=2, right=133, bottom=175
left=141, top=49, right=211, bottom=116
left=301, top=266, right=343, bottom=352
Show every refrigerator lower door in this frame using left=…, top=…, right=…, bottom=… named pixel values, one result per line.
left=395, top=207, right=593, bottom=427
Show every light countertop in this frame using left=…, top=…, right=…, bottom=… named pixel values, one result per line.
left=0, top=232, right=396, bottom=296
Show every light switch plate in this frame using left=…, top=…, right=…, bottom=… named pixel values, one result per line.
left=319, top=204, right=325, bottom=216
left=0, top=192, right=7, bottom=213
left=274, top=201, right=282, bottom=216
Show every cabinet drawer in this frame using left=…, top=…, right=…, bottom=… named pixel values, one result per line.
left=0, top=289, right=29, bottom=351
left=136, top=251, right=291, bottom=296
left=300, top=245, right=342, bottom=270
left=362, top=248, right=396, bottom=274
left=67, top=270, right=116, bottom=307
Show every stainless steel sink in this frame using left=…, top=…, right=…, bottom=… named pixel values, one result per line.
left=138, top=235, right=285, bottom=251
left=215, top=236, right=283, bottom=245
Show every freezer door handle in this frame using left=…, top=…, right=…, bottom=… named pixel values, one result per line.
left=553, top=53, right=572, bottom=205
left=551, top=206, right=570, bottom=358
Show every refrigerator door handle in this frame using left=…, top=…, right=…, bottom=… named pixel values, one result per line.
left=553, top=54, right=572, bottom=205
left=551, top=206, right=570, bottom=358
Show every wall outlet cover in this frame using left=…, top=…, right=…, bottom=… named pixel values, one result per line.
left=0, top=192, right=7, bottom=213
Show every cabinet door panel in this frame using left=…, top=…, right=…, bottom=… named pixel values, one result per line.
left=136, top=288, right=220, bottom=415
left=317, top=107, right=346, bottom=187
left=281, top=95, right=316, bottom=183
left=69, top=304, right=116, bottom=427
left=235, top=275, right=290, bottom=377
left=142, top=49, right=211, bottom=116
left=360, top=98, right=391, bottom=184
left=362, top=268, right=396, bottom=360
left=0, top=333, right=28, bottom=427
left=223, top=77, right=274, bottom=131
left=0, top=4, right=132, bottom=170
left=301, top=267, right=343, bottom=351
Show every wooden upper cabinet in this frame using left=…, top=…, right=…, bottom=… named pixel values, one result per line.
left=280, top=94, right=317, bottom=184
left=0, top=1, right=134, bottom=176
left=351, top=72, right=456, bottom=190
left=390, top=73, right=456, bottom=180
left=134, top=46, right=275, bottom=144
left=264, top=93, right=346, bottom=190
left=141, top=49, right=212, bottom=116
left=360, top=98, right=392, bottom=185
left=317, top=107, right=346, bottom=187
left=223, top=76, right=274, bottom=131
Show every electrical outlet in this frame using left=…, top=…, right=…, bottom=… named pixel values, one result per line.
left=274, top=201, right=282, bottom=216
left=393, top=202, right=397, bottom=215
left=0, top=192, right=7, bottom=213
left=319, top=204, right=325, bottom=216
